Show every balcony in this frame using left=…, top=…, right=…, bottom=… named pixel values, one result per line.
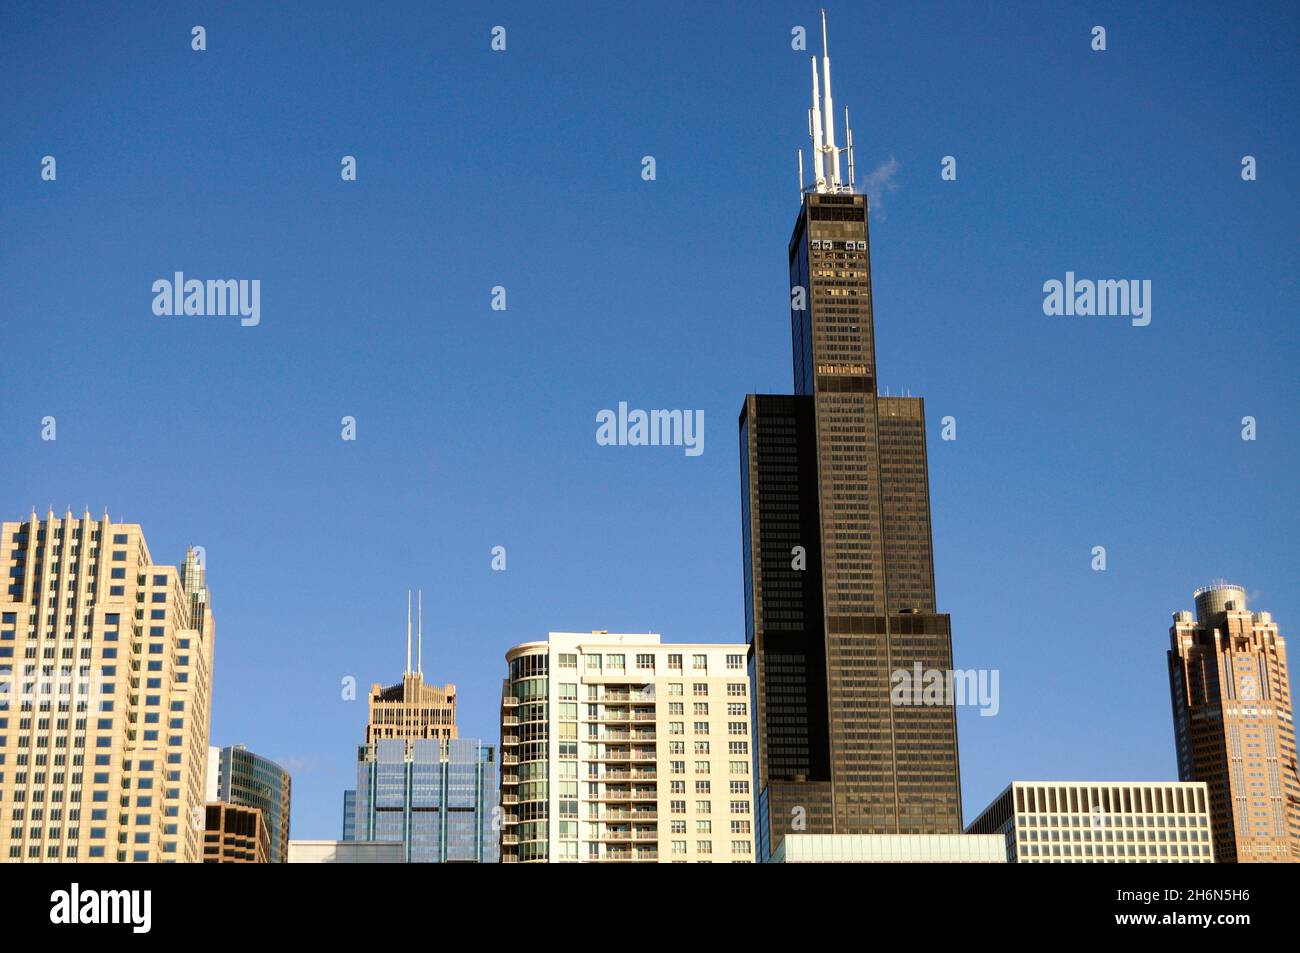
left=501, top=694, right=518, bottom=707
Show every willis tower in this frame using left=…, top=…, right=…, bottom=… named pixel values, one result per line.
left=740, top=14, right=962, bottom=861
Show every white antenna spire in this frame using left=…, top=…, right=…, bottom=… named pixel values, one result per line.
left=417, top=589, right=423, bottom=677
left=845, top=106, right=855, bottom=191
left=405, top=589, right=412, bottom=676
left=803, top=12, right=854, bottom=197
left=821, top=10, right=840, bottom=189
left=810, top=57, right=826, bottom=191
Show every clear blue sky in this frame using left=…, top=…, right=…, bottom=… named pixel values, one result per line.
left=3, top=1, right=1296, bottom=839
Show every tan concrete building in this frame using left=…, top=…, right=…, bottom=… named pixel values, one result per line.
left=0, top=510, right=215, bottom=862
left=500, top=632, right=756, bottom=863
left=1168, top=583, right=1300, bottom=862
left=366, top=592, right=456, bottom=743
left=202, top=801, right=270, bottom=863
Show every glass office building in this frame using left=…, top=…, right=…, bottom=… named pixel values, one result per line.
left=208, top=744, right=292, bottom=863
left=349, top=737, right=497, bottom=863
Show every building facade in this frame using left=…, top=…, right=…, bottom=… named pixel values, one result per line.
left=1168, top=583, right=1300, bottom=862
left=968, top=781, right=1214, bottom=863
left=739, top=22, right=961, bottom=861
left=347, top=737, right=496, bottom=863
left=202, top=800, right=270, bottom=863
left=0, top=510, right=215, bottom=862
left=341, top=594, right=496, bottom=862
left=500, top=632, right=756, bottom=863
left=288, top=839, right=404, bottom=863
left=206, top=744, right=292, bottom=863
left=772, top=832, right=1005, bottom=863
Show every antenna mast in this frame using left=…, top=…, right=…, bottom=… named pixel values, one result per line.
left=801, top=11, right=856, bottom=197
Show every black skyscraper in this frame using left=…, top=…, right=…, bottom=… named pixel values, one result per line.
left=740, top=20, right=961, bottom=861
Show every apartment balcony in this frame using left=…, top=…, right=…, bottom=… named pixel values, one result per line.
left=502, top=754, right=518, bottom=765
left=501, top=734, right=519, bottom=746
left=501, top=774, right=519, bottom=785
left=501, top=694, right=519, bottom=707
left=630, top=731, right=656, bottom=741
left=502, top=834, right=519, bottom=845
left=501, top=793, right=518, bottom=805
left=502, top=715, right=519, bottom=726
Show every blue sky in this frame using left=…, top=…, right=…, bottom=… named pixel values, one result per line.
left=2, top=1, right=1296, bottom=839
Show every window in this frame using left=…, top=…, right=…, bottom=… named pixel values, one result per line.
left=692, top=654, right=708, bottom=671
left=726, top=654, right=744, bottom=670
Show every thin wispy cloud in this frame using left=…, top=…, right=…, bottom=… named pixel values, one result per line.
left=860, top=155, right=900, bottom=215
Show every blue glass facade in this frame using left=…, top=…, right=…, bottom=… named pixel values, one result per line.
left=349, top=737, right=498, bottom=863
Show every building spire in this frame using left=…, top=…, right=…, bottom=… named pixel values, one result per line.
left=801, top=10, right=856, bottom=197
left=417, top=589, right=423, bottom=677
left=405, top=590, right=412, bottom=676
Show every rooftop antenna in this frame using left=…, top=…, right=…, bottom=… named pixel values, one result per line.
left=810, top=57, right=826, bottom=191
left=803, top=12, right=855, bottom=197
left=821, top=10, right=841, bottom=190
left=845, top=106, right=856, bottom=191
left=417, top=589, right=423, bottom=677
left=405, top=589, right=412, bottom=676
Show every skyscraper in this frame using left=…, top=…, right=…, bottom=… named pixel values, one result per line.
left=0, top=510, right=215, bottom=862
left=740, top=17, right=961, bottom=861
left=498, top=632, right=755, bottom=863
left=343, top=592, right=497, bottom=862
left=203, top=801, right=271, bottom=863
left=206, top=744, right=292, bottom=863
left=1167, top=583, right=1300, bottom=863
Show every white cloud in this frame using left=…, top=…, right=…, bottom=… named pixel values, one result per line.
left=859, top=155, right=900, bottom=214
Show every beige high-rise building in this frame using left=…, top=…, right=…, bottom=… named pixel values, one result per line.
left=500, top=632, right=756, bottom=863
left=0, top=510, right=215, bottom=863
left=365, top=592, right=456, bottom=743
left=1168, top=583, right=1300, bottom=863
